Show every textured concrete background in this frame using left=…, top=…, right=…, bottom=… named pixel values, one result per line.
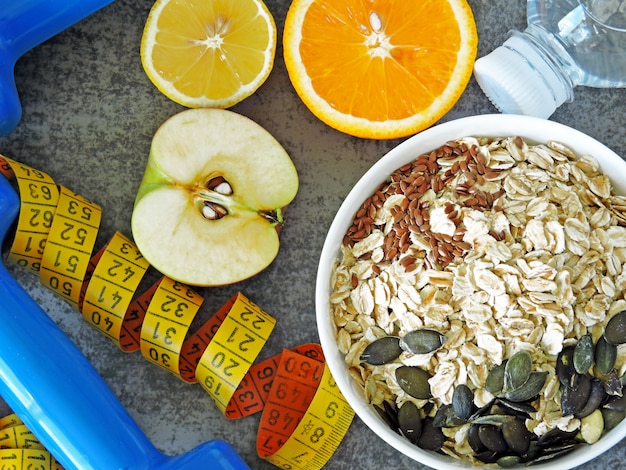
left=1, top=0, right=625, bottom=468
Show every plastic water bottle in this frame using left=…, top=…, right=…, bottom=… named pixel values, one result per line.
left=473, top=0, right=626, bottom=118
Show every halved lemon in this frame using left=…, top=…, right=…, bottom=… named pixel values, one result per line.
left=141, top=0, right=276, bottom=108
left=283, top=0, right=478, bottom=139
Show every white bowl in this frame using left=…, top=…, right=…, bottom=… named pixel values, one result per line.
left=316, top=114, right=626, bottom=469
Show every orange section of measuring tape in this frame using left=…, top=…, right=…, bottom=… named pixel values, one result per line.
left=0, top=414, right=63, bottom=470
left=0, top=154, right=354, bottom=469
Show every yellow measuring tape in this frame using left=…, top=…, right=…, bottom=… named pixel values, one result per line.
left=0, top=414, right=62, bottom=470
left=0, top=155, right=354, bottom=470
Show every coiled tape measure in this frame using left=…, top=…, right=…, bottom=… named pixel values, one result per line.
left=0, top=154, right=354, bottom=469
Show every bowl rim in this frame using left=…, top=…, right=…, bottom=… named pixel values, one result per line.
left=316, top=114, right=626, bottom=469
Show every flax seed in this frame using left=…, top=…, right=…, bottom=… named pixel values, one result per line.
left=475, top=192, right=488, bottom=207
left=400, top=256, right=415, bottom=268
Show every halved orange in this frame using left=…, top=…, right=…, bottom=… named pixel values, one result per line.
left=283, top=0, right=478, bottom=139
left=141, top=0, right=276, bottom=108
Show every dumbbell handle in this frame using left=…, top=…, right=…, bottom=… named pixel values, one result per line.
left=0, top=0, right=114, bottom=135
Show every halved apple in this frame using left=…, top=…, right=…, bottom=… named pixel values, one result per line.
left=131, top=108, right=298, bottom=286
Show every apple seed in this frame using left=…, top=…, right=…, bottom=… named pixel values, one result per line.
left=207, top=176, right=233, bottom=195
left=202, top=201, right=228, bottom=220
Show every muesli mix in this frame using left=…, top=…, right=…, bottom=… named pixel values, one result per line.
left=329, top=136, right=626, bottom=466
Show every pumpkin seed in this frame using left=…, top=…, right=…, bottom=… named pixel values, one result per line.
left=471, top=414, right=517, bottom=426
left=416, top=417, right=445, bottom=451
left=561, top=373, right=592, bottom=416
left=523, top=441, right=543, bottom=462
left=397, top=401, right=422, bottom=444
left=399, top=328, right=446, bottom=355
left=383, top=400, right=399, bottom=426
left=595, top=335, right=618, bottom=375
left=395, top=366, right=431, bottom=399
left=496, top=455, right=521, bottom=468
left=433, top=403, right=466, bottom=427
left=580, top=409, right=604, bottom=444
left=374, top=405, right=398, bottom=432
left=602, top=370, right=623, bottom=396
left=573, top=334, right=594, bottom=375
left=488, top=404, right=529, bottom=423
left=478, top=424, right=509, bottom=453
left=604, top=393, right=626, bottom=412
left=475, top=450, right=500, bottom=464
left=469, top=399, right=495, bottom=421
left=502, top=417, right=532, bottom=454
left=374, top=401, right=399, bottom=433
left=485, top=361, right=506, bottom=394
left=525, top=444, right=578, bottom=465
left=574, top=378, right=606, bottom=419
left=556, top=346, right=576, bottom=388
left=452, top=384, right=475, bottom=421
left=504, top=371, right=548, bottom=402
left=468, top=424, right=485, bottom=453
left=536, top=428, right=578, bottom=447
left=360, top=336, right=402, bottom=365
left=604, top=310, right=626, bottom=345
left=504, top=350, right=532, bottom=392
left=495, top=398, right=536, bottom=418
left=601, top=408, right=626, bottom=431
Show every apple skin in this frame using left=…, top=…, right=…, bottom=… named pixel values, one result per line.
left=131, top=108, right=298, bottom=286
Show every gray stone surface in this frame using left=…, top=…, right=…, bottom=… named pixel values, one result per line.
left=0, top=0, right=625, bottom=469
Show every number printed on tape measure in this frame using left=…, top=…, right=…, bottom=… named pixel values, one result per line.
left=196, top=294, right=276, bottom=412
left=40, top=186, right=101, bottom=309
left=82, top=232, right=149, bottom=344
left=0, top=448, right=62, bottom=470
left=4, top=159, right=60, bottom=273
left=140, top=277, right=203, bottom=376
left=263, top=364, right=355, bottom=470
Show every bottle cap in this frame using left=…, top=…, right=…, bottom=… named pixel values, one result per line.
left=473, top=33, right=571, bottom=119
